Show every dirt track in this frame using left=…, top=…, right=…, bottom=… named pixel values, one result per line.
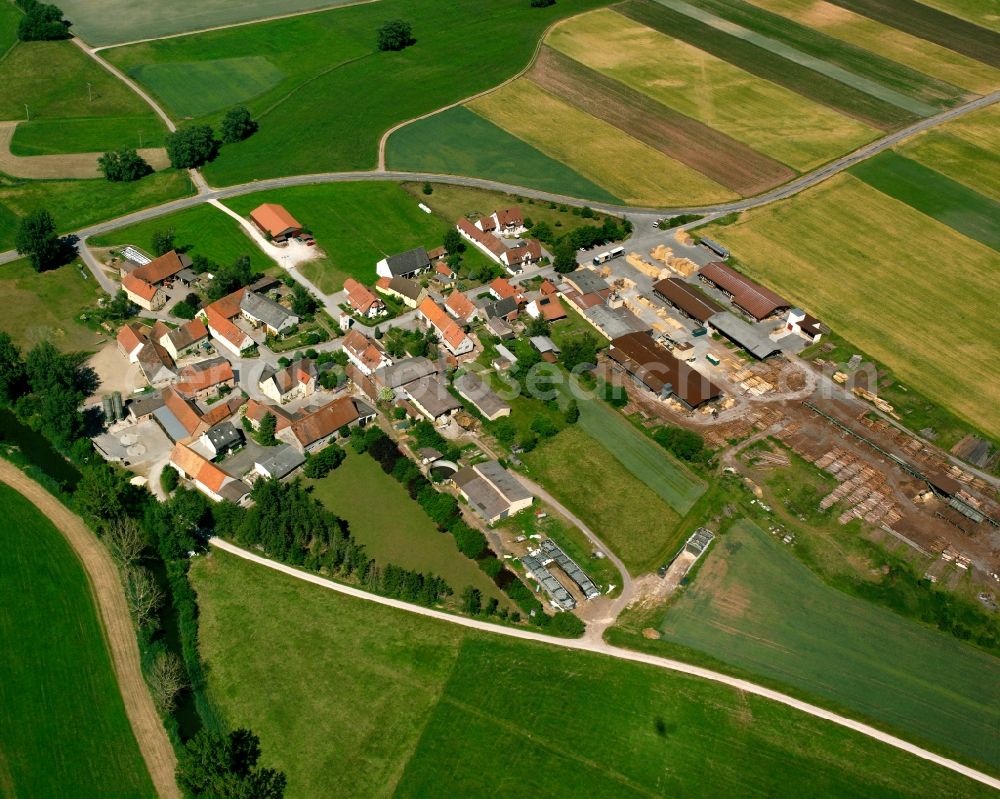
left=0, top=460, right=180, bottom=799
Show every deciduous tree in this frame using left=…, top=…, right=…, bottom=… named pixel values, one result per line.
left=97, top=148, right=151, bottom=182
left=376, top=19, right=414, bottom=51
left=148, top=651, right=186, bottom=714
left=15, top=209, right=64, bottom=271
left=220, top=106, right=258, bottom=144
left=151, top=228, right=175, bottom=257
left=0, top=332, right=27, bottom=404
left=165, top=124, right=218, bottom=169
left=123, top=564, right=162, bottom=630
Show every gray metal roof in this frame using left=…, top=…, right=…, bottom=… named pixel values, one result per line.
left=493, top=344, right=517, bottom=365
left=539, top=538, right=600, bottom=599
left=254, top=445, right=305, bottom=479
left=218, top=479, right=251, bottom=503
left=453, top=468, right=510, bottom=522
left=529, top=335, right=559, bottom=354
left=153, top=405, right=190, bottom=442
left=240, top=291, right=297, bottom=330
left=405, top=376, right=462, bottom=419
left=454, top=372, right=510, bottom=419
left=384, top=247, right=430, bottom=277
left=707, top=312, right=782, bottom=360
left=521, top=554, right=576, bottom=610
left=128, top=392, right=165, bottom=418
left=566, top=269, right=610, bottom=295
left=583, top=304, right=649, bottom=340
left=374, top=356, right=439, bottom=389
left=474, top=460, right=532, bottom=504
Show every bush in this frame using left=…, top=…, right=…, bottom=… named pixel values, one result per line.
left=303, top=443, right=346, bottom=478
left=165, top=125, right=218, bottom=169
left=220, top=106, right=257, bottom=144
left=98, top=148, right=152, bottom=182
left=530, top=0, right=556, bottom=6
left=653, top=426, right=705, bottom=462
left=376, top=19, right=414, bottom=51
left=172, top=300, right=197, bottom=320
left=16, top=0, right=70, bottom=40
left=450, top=520, right=488, bottom=559
left=160, top=467, right=178, bottom=493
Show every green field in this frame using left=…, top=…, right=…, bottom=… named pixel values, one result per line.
left=849, top=150, right=1000, bottom=250
left=192, top=547, right=995, bottom=799
left=105, top=0, right=614, bottom=185
left=224, top=181, right=483, bottom=289
left=0, top=20, right=169, bottom=154
left=651, top=519, right=1000, bottom=770
left=576, top=394, right=706, bottom=514
left=522, top=426, right=685, bottom=575
left=129, top=56, right=286, bottom=118
left=898, top=104, right=1000, bottom=200
left=306, top=451, right=504, bottom=602
left=59, top=0, right=362, bottom=46
left=0, top=170, right=194, bottom=250
left=0, top=482, right=154, bottom=798
left=0, top=258, right=105, bottom=351
left=390, top=107, right=621, bottom=203
left=704, top=173, right=1000, bottom=440
left=88, top=202, right=270, bottom=271
left=9, top=116, right=166, bottom=156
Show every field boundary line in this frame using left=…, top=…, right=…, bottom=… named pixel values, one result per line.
left=0, top=461, right=180, bottom=799
left=376, top=11, right=582, bottom=170
left=89, top=0, right=381, bottom=51
left=209, top=536, right=1000, bottom=790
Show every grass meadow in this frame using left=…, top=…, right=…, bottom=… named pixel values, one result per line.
left=89, top=202, right=271, bottom=271
left=106, top=0, right=614, bottom=185
left=0, top=258, right=104, bottom=352
left=706, top=174, right=1000, bottom=439
left=849, top=150, right=1000, bottom=250
left=0, top=482, right=154, bottom=798
left=192, top=547, right=995, bottom=799
left=747, top=0, right=1000, bottom=93
left=915, top=0, right=1000, bottom=32
left=0, top=171, right=194, bottom=250
left=468, top=80, right=737, bottom=207
left=9, top=116, right=166, bottom=156
left=223, top=182, right=484, bottom=290
left=899, top=104, right=1000, bottom=200
left=548, top=9, right=877, bottom=170
left=655, top=519, right=1000, bottom=770
left=521, top=426, right=685, bottom=575
left=388, top=107, right=620, bottom=203
left=306, top=451, right=504, bottom=602
left=58, top=0, right=361, bottom=46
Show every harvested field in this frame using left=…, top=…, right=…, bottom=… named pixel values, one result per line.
left=825, top=0, right=1000, bottom=66
left=747, top=0, right=1000, bottom=93
left=549, top=9, right=878, bottom=169
left=529, top=47, right=795, bottom=196
left=849, top=151, right=1000, bottom=251
left=0, top=121, right=168, bottom=180
left=706, top=173, right=1000, bottom=439
left=673, top=0, right=969, bottom=111
left=617, top=0, right=912, bottom=131
left=469, top=80, right=737, bottom=207
left=899, top=105, right=1000, bottom=200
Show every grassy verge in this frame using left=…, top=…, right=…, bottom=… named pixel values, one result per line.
left=192, top=546, right=995, bottom=798
left=0, top=482, right=155, bottom=797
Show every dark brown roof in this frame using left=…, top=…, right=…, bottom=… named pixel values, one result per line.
left=608, top=332, right=722, bottom=408
left=698, top=261, right=789, bottom=320
left=653, top=278, right=724, bottom=323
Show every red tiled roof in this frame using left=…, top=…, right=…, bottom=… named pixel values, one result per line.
left=290, top=397, right=358, bottom=447
left=122, top=272, right=157, bottom=302
left=698, top=261, right=788, bottom=320
left=133, top=250, right=187, bottom=285
left=494, top=206, right=522, bottom=227
left=375, top=276, right=391, bottom=290
left=419, top=297, right=470, bottom=353
left=117, top=323, right=145, bottom=353
left=342, top=329, right=387, bottom=372
left=205, top=308, right=251, bottom=350
left=204, top=288, right=246, bottom=320
left=489, top=277, right=517, bottom=300
left=445, top=291, right=475, bottom=321
left=245, top=399, right=294, bottom=431
left=435, top=261, right=455, bottom=278
left=537, top=297, right=567, bottom=322
left=541, top=279, right=557, bottom=296
left=162, top=387, right=203, bottom=436
left=343, top=278, right=382, bottom=315
left=251, top=204, right=301, bottom=237
left=174, top=359, right=234, bottom=397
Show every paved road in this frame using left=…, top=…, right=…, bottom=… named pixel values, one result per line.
left=1, top=462, right=181, bottom=799
left=3, top=87, right=997, bottom=269
left=209, top=536, right=1000, bottom=792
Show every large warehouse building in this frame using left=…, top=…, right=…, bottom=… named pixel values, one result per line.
left=698, top=261, right=790, bottom=321
left=607, top=332, right=722, bottom=409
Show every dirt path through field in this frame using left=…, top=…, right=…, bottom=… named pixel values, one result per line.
left=0, top=461, right=180, bottom=799
left=0, top=121, right=168, bottom=179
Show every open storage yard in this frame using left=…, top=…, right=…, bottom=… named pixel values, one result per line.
left=0, top=483, right=154, bottom=797
left=191, top=547, right=995, bottom=799
left=702, top=173, right=1000, bottom=440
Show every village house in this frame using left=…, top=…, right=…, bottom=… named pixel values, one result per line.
left=486, top=316, right=515, bottom=340
left=279, top=396, right=375, bottom=453
left=342, top=329, right=392, bottom=376
left=453, top=459, right=533, bottom=524
left=117, top=323, right=147, bottom=363
left=198, top=421, right=244, bottom=459
left=404, top=376, right=463, bottom=425
left=482, top=296, right=519, bottom=324
left=375, top=275, right=427, bottom=309
left=376, top=247, right=431, bottom=280
left=525, top=295, right=567, bottom=323
left=488, top=276, right=521, bottom=303
left=204, top=308, right=254, bottom=358
left=259, top=359, right=317, bottom=404
left=173, top=357, right=235, bottom=401
left=253, top=445, right=306, bottom=481
left=119, top=250, right=192, bottom=311
left=250, top=203, right=302, bottom=243
left=159, top=318, right=209, bottom=360
left=444, top=291, right=477, bottom=324
left=243, top=398, right=295, bottom=433
left=435, top=261, right=456, bottom=282
left=240, top=291, right=299, bottom=336
left=169, top=442, right=250, bottom=504
left=343, top=278, right=386, bottom=318
left=117, top=323, right=177, bottom=386
left=476, top=206, right=526, bottom=236
left=417, top=297, right=474, bottom=357
left=121, top=273, right=167, bottom=311
left=457, top=218, right=541, bottom=274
